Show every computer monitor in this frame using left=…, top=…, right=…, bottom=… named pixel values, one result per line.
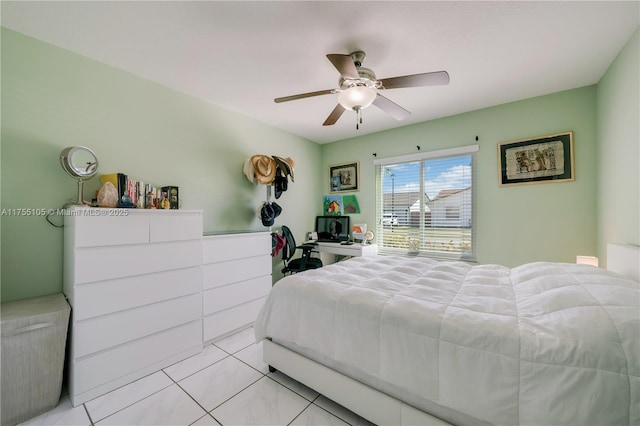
left=315, top=215, right=350, bottom=242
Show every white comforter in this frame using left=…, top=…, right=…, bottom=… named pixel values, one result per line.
left=255, top=256, right=639, bottom=425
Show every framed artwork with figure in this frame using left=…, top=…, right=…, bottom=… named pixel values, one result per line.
left=498, top=132, right=574, bottom=187
left=329, top=161, right=359, bottom=193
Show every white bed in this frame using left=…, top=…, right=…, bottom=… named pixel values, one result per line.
left=255, top=243, right=639, bottom=425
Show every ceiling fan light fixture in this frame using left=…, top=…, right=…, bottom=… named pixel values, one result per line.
left=274, top=51, right=449, bottom=129
left=338, top=86, right=377, bottom=111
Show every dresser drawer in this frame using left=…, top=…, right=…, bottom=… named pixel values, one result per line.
left=74, top=239, right=201, bottom=284
left=203, top=275, right=271, bottom=315
left=73, top=321, right=201, bottom=395
left=203, top=297, right=267, bottom=343
left=73, top=294, right=201, bottom=358
left=202, top=233, right=271, bottom=264
left=73, top=267, right=201, bottom=320
left=203, top=255, right=270, bottom=290
left=71, top=213, right=149, bottom=248
left=150, top=212, right=202, bottom=243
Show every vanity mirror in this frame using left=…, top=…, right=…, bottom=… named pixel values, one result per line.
left=60, top=146, right=98, bottom=206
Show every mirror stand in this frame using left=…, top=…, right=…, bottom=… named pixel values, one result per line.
left=63, top=179, right=89, bottom=209
left=60, top=146, right=98, bottom=208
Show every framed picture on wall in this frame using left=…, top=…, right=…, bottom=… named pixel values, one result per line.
left=498, top=131, right=574, bottom=187
left=329, top=161, right=359, bottom=193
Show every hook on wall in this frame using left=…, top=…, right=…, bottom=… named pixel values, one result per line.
left=417, top=145, right=421, bottom=151
left=372, top=153, right=377, bottom=157
left=475, top=136, right=479, bottom=141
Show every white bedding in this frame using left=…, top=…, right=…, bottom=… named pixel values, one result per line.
left=255, top=255, right=639, bottom=425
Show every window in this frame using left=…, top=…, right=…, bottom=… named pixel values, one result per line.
left=374, top=145, right=478, bottom=261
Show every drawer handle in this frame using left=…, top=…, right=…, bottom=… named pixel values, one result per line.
left=3, top=322, right=54, bottom=337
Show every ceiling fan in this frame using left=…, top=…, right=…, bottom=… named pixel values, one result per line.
left=274, top=51, right=449, bottom=129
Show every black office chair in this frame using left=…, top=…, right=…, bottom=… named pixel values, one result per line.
left=281, top=225, right=323, bottom=275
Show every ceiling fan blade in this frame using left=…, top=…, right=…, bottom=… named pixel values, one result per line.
left=323, top=104, right=346, bottom=126
left=274, top=89, right=335, bottom=103
left=373, top=94, right=411, bottom=121
left=379, top=71, right=450, bottom=90
left=326, top=54, right=359, bottom=79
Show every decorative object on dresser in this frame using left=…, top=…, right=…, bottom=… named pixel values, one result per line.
left=96, top=181, right=118, bottom=208
left=100, top=173, right=173, bottom=209
left=59, top=146, right=98, bottom=207
left=202, top=231, right=272, bottom=343
left=160, top=186, right=179, bottom=209
left=63, top=207, right=204, bottom=406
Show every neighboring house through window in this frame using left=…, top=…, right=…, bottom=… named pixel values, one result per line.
left=374, top=145, right=478, bottom=261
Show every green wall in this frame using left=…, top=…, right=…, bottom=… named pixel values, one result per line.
left=2, top=26, right=637, bottom=302
left=323, top=23, right=639, bottom=269
left=597, top=27, right=639, bottom=265
left=1, top=28, right=322, bottom=302
left=321, top=86, right=598, bottom=267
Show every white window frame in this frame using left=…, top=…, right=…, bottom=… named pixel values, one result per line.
left=374, top=145, right=479, bottom=261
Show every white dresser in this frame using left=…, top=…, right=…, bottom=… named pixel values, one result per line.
left=202, top=232, right=272, bottom=343
left=63, top=208, right=204, bottom=406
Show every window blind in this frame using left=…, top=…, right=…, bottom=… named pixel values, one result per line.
left=375, top=145, right=477, bottom=261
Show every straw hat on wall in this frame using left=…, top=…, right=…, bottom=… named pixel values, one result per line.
left=250, top=154, right=277, bottom=185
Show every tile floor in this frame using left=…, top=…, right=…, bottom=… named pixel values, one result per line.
left=17, top=327, right=375, bottom=426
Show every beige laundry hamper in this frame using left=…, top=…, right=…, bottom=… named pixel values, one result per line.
left=1, top=294, right=70, bottom=426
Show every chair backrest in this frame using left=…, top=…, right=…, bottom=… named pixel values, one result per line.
left=280, top=226, right=296, bottom=262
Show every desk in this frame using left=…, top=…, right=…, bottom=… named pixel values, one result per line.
left=310, top=242, right=377, bottom=265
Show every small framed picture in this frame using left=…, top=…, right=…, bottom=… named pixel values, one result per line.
left=498, top=131, right=574, bottom=187
left=329, top=161, right=359, bottom=193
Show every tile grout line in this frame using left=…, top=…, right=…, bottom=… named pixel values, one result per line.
left=88, top=380, right=176, bottom=425
left=176, top=345, right=316, bottom=425
left=85, top=371, right=176, bottom=424
left=170, top=345, right=268, bottom=424
left=83, top=403, right=95, bottom=426
left=161, top=368, right=226, bottom=426
left=286, top=400, right=315, bottom=426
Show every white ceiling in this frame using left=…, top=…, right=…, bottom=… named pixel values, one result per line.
left=2, top=1, right=638, bottom=144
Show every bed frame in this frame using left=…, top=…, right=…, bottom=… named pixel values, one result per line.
left=263, top=339, right=450, bottom=425
left=263, top=243, right=640, bottom=426
left=607, top=243, right=640, bottom=282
